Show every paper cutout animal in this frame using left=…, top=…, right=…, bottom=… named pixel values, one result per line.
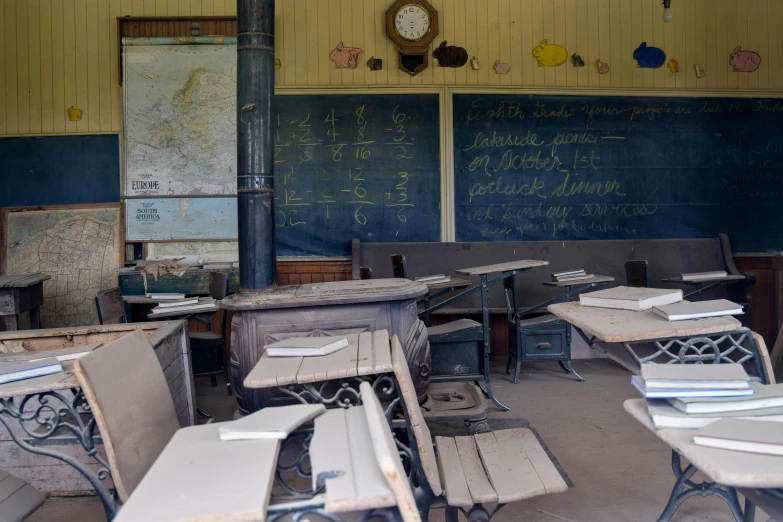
left=433, top=41, right=468, bottom=67
left=274, top=58, right=282, bottom=70
left=694, top=64, right=705, bottom=78
left=532, top=39, right=567, bottom=67
left=595, top=59, right=609, bottom=74
left=329, top=43, right=362, bottom=69
left=470, top=57, right=480, bottom=70
left=633, top=42, right=666, bottom=69
left=729, top=47, right=761, bottom=72
left=571, top=53, right=584, bottom=67
left=493, top=60, right=510, bottom=74
left=366, top=57, right=383, bottom=71
left=667, top=58, right=679, bottom=73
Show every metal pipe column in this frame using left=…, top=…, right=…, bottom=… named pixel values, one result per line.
left=236, top=0, right=277, bottom=292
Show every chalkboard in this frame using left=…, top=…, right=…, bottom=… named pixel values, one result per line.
left=0, top=135, right=120, bottom=207
left=453, top=94, right=783, bottom=253
left=127, top=93, right=441, bottom=256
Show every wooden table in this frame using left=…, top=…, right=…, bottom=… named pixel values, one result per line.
left=661, top=274, right=746, bottom=300
left=0, top=370, right=119, bottom=519
left=0, top=274, right=51, bottom=331
left=625, top=398, right=783, bottom=522
left=115, top=405, right=402, bottom=522
left=244, top=331, right=393, bottom=406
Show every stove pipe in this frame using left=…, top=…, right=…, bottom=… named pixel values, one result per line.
left=236, top=0, right=277, bottom=292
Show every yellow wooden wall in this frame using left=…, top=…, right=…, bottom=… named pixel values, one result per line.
left=2, top=0, right=781, bottom=137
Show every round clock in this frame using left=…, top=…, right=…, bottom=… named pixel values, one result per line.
left=394, top=4, right=431, bottom=42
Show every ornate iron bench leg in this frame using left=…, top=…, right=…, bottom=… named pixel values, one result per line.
left=658, top=451, right=745, bottom=522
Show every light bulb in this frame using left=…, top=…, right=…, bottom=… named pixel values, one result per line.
left=662, top=7, right=673, bottom=23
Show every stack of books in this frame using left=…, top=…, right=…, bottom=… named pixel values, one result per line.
left=637, top=364, right=783, bottom=432
left=0, top=358, right=63, bottom=385
left=414, top=274, right=452, bottom=284
left=151, top=297, right=216, bottom=315
left=551, top=269, right=593, bottom=282
left=652, top=299, right=744, bottom=321
left=681, top=270, right=728, bottom=281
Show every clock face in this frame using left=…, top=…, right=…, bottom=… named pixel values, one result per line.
left=394, top=4, right=431, bottom=42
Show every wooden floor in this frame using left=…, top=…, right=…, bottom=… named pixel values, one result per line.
left=28, top=359, right=776, bottom=522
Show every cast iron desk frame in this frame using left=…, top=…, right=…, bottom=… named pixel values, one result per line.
left=549, top=304, right=766, bottom=522
left=417, top=278, right=472, bottom=327
left=420, top=260, right=549, bottom=411
left=509, top=275, right=615, bottom=382
left=661, top=275, right=746, bottom=301
left=0, top=372, right=118, bottom=520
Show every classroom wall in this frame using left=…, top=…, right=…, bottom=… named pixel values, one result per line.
left=2, top=0, right=782, bottom=137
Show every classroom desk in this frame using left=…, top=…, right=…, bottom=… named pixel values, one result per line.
left=0, top=371, right=118, bottom=520
left=0, top=274, right=51, bottom=331
left=417, top=277, right=472, bottom=326
left=625, top=398, right=783, bottom=522
left=421, top=260, right=549, bottom=411
left=244, top=331, right=394, bottom=407
left=661, top=275, right=746, bottom=300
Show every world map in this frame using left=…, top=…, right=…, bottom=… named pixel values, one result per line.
left=124, top=44, right=237, bottom=197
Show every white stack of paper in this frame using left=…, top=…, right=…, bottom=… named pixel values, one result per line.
left=551, top=270, right=594, bottom=282
left=693, top=418, right=783, bottom=456
left=681, top=271, right=728, bottom=281
left=632, top=364, right=752, bottom=399
left=580, top=286, right=683, bottom=311
left=264, top=336, right=349, bottom=357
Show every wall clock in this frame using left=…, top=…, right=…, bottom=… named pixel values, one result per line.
left=385, top=0, right=439, bottom=76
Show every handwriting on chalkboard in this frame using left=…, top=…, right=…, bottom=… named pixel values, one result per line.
left=453, top=95, right=783, bottom=252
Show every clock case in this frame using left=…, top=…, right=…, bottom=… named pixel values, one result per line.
left=385, top=0, right=439, bottom=76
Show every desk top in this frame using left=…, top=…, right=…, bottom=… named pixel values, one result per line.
left=0, top=274, right=51, bottom=289
left=423, top=278, right=472, bottom=291
left=542, top=275, right=615, bottom=287
left=547, top=302, right=742, bottom=343
left=114, top=422, right=280, bottom=522
left=661, top=275, right=746, bottom=284
left=0, top=371, right=78, bottom=400
left=625, top=399, right=783, bottom=488
left=244, top=330, right=393, bottom=389
left=455, top=260, right=548, bottom=276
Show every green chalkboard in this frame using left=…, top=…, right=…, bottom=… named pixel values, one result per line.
left=453, top=94, right=783, bottom=253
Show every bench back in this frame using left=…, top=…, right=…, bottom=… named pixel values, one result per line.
left=73, top=330, right=181, bottom=502
left=390, top=336, right=443, bottom=497
left=355, top=238, right=731, bottom=309
left=359, top=381, right=421, bottom=522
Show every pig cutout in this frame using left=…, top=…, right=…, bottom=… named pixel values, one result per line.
left=329, top=42, right=362, bottom=69
left=633, top=42, right=666, bottom=69
left=729, top=46, right=761, bottom=72
left=433, top=41, right=468, bottom=67
left=532, top=39, right=567, bottom=67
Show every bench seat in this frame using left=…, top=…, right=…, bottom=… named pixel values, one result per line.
left=435, top=430, right=567, bottom=509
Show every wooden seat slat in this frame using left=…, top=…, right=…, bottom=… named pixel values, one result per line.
left=476, top=431, right=545, bottom=502
left=434, top=437, right=473, bottom=510
left=454, top=436, right=498, bottom=504
left=243, top=352, right=302, bottom=388
left=359, top=381, right=422, bottom=522
left=391, top=335, right=443, bottom=497
left=511, top=429, right=569, bottom=494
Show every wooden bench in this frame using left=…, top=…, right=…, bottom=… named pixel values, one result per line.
left=382, top=335, right=568, bottom=521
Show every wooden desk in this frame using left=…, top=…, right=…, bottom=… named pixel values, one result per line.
left=662, top=275, right=746, bottom=300
left=244, top=331, right=393, bottom=406
left=0, top=274, right=51, bottom=331
left=625, top=398, right=783, bottom=521
left=417, top=277, right=472, bottom=326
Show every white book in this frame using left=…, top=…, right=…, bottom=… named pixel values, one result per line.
left=553, top=269, right=586, bottom=278
left=0, top=358, right=63, bottom=385
left=414, top=274, right=447, bottom=282
left=218, top=404, right=325, bottom=441
left=146, top=293, right=186, bottom=300
left=652, top=299, right=744, bottom=321
left=555, top=274, right=595, bottom=282
left=151, top=298, right=216, bottom=314
left=681, top=271, right=728, bottom=281
left=669, top=382, right=783, bottom=413
left=641, top=363, right=749, bottom=390
left=421, top=277, right=452, bottom=285
left=646, top=399, right=783, bottom=430
left=579, top=286, right=683, bottom=311
left=157, top=298, right=199, bottom=308
left=631, top=375, right=754, bottom=399
left=693, top=418, right=783, bottom=456
left=265, top=336, right=349, bottom=357
left=203, top=264, right=233, bottom=269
